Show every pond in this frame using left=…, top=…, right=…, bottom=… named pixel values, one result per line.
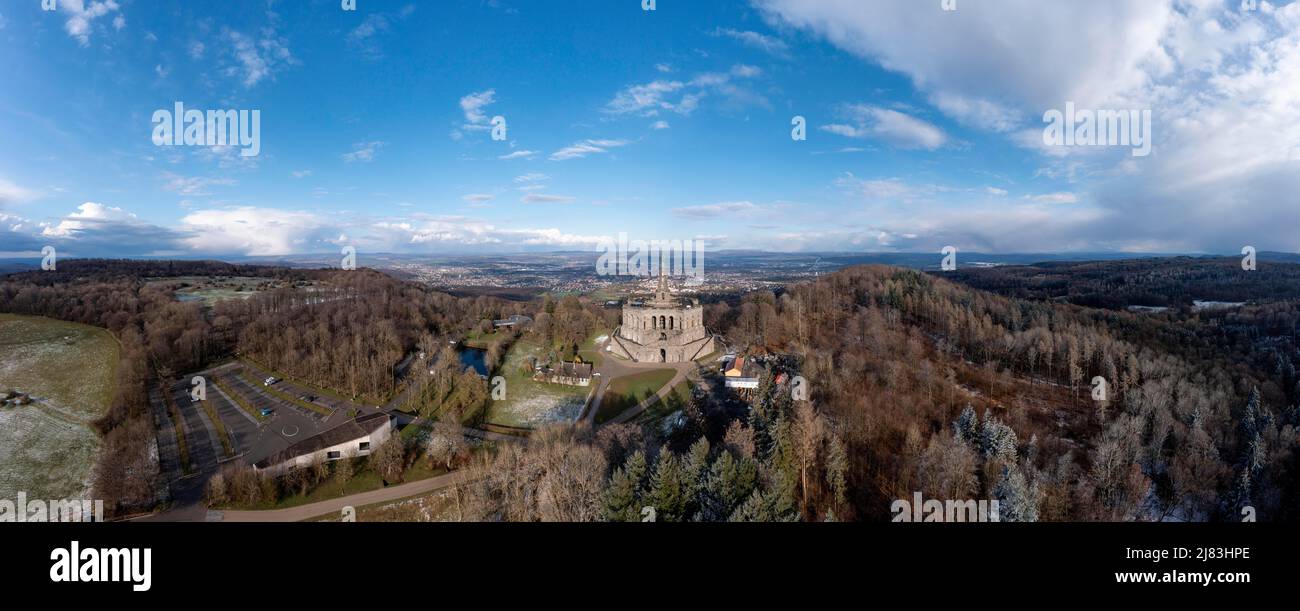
left=459, top=347, right=489, bottom=376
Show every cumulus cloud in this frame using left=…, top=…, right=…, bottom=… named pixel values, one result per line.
left=368, top=216, right=608, bottom=251
left=180, top=207, right=338, bottom=256
left=221, top=26, right=295, bottom=88
left=60, top=0, right=122, bottom=46
left=450, top=89, right=501, bottom=139
left=32, top=203, right=189, bottom=256
left=756, top=0, right=1300, bottom=252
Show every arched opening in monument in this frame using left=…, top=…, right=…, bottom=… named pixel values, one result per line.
left=669, top=316, right=675, bottom=330
left=660, top=349, right=666, bottom=362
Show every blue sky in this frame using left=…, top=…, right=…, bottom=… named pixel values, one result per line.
left=2, top=0, right=1299, bottom=257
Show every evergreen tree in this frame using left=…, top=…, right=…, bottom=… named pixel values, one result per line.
left=603, top=450, right=648, bottom=521
left=649, top=445, right=688, bottom=521
left=685, top=437, right=712, bottom=512
left=993, top=464, right=1038, bottom=522
left=980, top=415, right=1019, bottom=463
left=953, top=404, right=979, bottom=446
left=826, top=434, right=848, bottom=507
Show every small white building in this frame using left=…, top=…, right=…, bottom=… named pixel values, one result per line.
left=725, top=377, right=760, bottom=390
left=253, top=413, right=394, bottom=477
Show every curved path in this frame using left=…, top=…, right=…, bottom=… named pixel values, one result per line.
left=583, top=335, right=706, bottom=426
left=211, top=470, right=469, bottom=522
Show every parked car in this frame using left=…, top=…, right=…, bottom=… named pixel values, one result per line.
left=299, top=395, right=316, bottom=403
left=259, top=408, right=273, bottom=417
left=263, top=377, right=278, bottom=386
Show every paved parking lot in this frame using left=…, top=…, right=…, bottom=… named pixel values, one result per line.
left=146, top=357, right=415, bottom=520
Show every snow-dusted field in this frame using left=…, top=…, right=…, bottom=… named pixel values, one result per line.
left=0, top=315, right=118, bottom=500
left=483, top=341, right=590, bottom=428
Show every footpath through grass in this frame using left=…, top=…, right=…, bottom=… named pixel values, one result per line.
left=595, top=368, right=676, bottom=424
left=636, top=378, right=696, bottom=425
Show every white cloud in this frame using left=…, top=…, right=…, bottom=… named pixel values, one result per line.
left=820, top=105, right=947, bottom=150
left=985, top=187, right=1008, bottom=197
left=188, top=41, right=205, bottom=59
left=499, top=150, right=538, bottom=160
left=521, top=193, right=577, bottom=204
left=41, top=202, right=135, bottom=238
left=223, top=27, right=295, bottom=88
left=462, top=194, right=494, bottom=203
left=652, top=120, right=671, bottom=130
left=1031, top=192, right=1080, bottom=204
left=160, top=173, right=237, bottom=196
left=550, top=139, right=630, bottom=161
left=514, top=172, right=549, bottom=183
left=60, top=0, right=122, bottom=46
left=180, top=207, right=335, bottom=256
left=342, top=141, right=386, bottom=163
left=672, top=201, right=759, bottom=219
left=0, top=177, right=38, bottom=207
left=369, top=216, right=609, bottom=250
left=25, top=203, right=187, bottom=255
left=711, top=27, right=790, bottom=58
left=604, top=64, right=766, bottom=117
left=291, top=170, right=312, bottom=179
left=451, top=89, right=503, bottom=140
left=757, top=0, right=1300, bottom=253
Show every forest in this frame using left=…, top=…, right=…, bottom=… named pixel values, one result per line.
left=2, top=258, right=1296, bottom=521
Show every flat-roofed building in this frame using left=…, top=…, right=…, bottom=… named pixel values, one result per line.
left=253, top=412, right=394, bottom=477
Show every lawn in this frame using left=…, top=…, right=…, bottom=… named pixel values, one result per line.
left=595, top=368, right=677, bottom=424
left=462, top=328, right=503, bottom=350
left=636, top=378, right=696, bottom=426
left=217, top=456, right=446, bottom=511
left=0, top=314, right=119, bottom=499
left=482, top=340, right=591, bottom=428
left=576, top=329, right=610, bottom=368
left=148, top=275, right=276, bottom=306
